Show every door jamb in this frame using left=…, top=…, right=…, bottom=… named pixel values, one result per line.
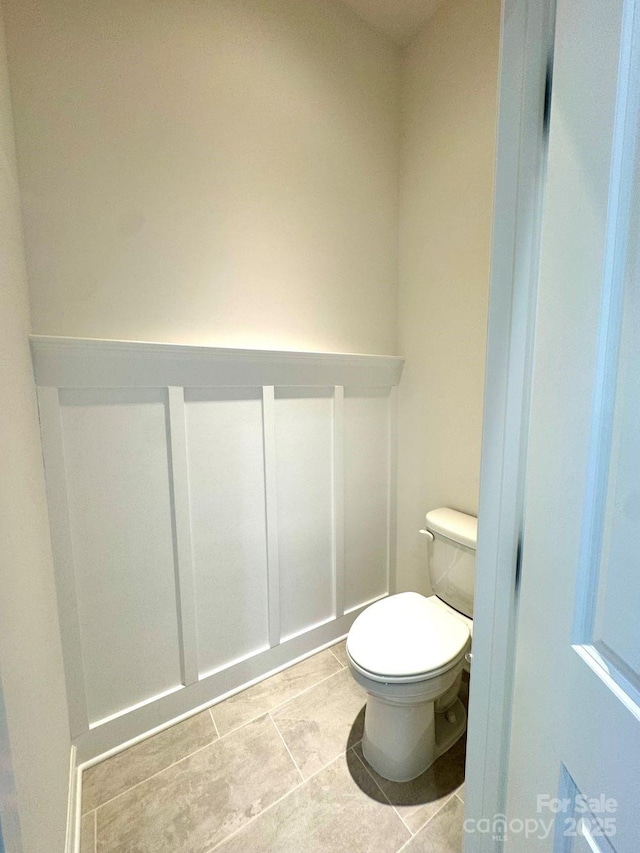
left=463, top=1, right=555, bottom=850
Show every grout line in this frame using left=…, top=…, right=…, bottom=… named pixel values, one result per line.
left=350, top=747, right=414, bottom=838
left=85, top=649, right=342, bottom=812
left=268, top=665, right=349, bottom=716
left=208, top=708, right=220, bottom=740
left=92, top=735, right=221, bottom=814
left=395, top=831, right=416, bottom=853
left=88, top=650, right=360, bottom=821
left=328, top=644, right=347, bottom=669
left=395, top=792, right=460, bottom=853
left=350, top=746, right=392, bottom=804
left=201, top=655, right=345, bottom=744
left=215, top=664, right=349, bottom=739
left=393, top=805, right=413, bottom=838
left=81, top=713, right=220, bottom=816
left=90, top=696, right=348, bottom=820
left=93, top=808, right=97, bottom=853
left=268, top=713, right=304, bottom=782
left=204, top=750, right=350, bottom=853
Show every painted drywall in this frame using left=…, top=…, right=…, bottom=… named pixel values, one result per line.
left=3, top=0, right=400, bottom=355
left=339, top=0, right=445, bottom=45
left=0, top=8, right=71, bottom=851
left=395, top=0, right=500, bottom=594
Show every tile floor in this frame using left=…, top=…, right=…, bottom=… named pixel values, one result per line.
left=80, top=641, right=466, bottom=852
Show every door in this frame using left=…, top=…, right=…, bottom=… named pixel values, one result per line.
left=503, top=0, right=640, bottom=850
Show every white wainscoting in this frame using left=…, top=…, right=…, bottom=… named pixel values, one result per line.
left=31, top=336, right=403, bottom=762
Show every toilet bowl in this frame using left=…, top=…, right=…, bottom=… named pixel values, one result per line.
left=347, top=592, right=470, bottom=781
left=346, top=508, right=476, bottom=783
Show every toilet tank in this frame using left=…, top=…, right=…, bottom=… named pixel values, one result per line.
left=425, top=508, right=477, bottom=619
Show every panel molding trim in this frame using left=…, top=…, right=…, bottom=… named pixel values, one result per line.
left=32, top=336, right=403, bottom=761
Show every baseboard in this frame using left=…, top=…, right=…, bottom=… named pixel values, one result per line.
left=74, top=603, right=375, bottom=766
left=64, top=745, right=79, bottom=853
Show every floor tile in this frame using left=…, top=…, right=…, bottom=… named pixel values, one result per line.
left=457, top=782, right=465, bottom=802
left=354, top=734, right=466, bottom=833
left=399, top=795, right=465, bottom=852
left=215, top=750, right=410, bottom=853
left=82, top=709, right=217, bottom=812
left=272, top=668, right=366, bottom=779
left=80, top=811, right=95, bottom=853
left=96, top=714, right=300, bottom=853
left=330, top=639, right=349, bottom=668
left=211, top=650, right=342, bottom=736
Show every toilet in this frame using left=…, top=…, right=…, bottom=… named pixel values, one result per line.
left=346, top=507, right=476, bottom=782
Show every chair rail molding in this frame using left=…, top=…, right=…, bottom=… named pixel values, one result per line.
left=30, top=335, right=404, bottom=389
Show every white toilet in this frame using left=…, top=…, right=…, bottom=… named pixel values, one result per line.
left=346, top=507, right=476, bottom=782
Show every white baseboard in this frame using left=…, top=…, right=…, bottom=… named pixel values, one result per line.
left=74, top=605, right=368, bottom=765
left=64, top=745, right=79, bottom=853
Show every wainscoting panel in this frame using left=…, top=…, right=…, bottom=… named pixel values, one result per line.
left=343, top=388, right=392, bottom=612
left=185, top=388, right=270, bottom=679
left=275, top=387, right=335, bottom=641
left=58, top=388, right=182, bottom=727
left=31, top=337, right=403, bottom=760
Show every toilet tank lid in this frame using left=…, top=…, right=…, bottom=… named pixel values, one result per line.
left=425, top=508, right=477, bottom=550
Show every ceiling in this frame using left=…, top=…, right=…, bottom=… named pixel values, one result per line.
left=339, top=0, right=445, bottom=45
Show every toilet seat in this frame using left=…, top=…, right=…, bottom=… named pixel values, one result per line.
left=347, top=592, right=469, bottom=684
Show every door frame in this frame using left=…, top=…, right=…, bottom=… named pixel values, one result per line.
left=464, top=1, right=555, bottom=850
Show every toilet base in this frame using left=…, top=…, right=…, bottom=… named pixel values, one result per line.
left=362, top=696, right=467, bottom=783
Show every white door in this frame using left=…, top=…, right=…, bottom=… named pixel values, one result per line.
left=503, top=0, right=640, bottom=850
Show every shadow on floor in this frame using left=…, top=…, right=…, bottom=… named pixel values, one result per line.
left=346, top=708, right=466, bottom=809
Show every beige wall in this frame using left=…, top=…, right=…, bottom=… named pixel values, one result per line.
left=395, top=0, right=500, bottom=593
left=3, top=0, right=400, bottom=354
left=0, top=7, right=71, bottom=851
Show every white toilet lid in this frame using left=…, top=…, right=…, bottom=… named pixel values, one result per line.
left=347, top=593, right=470, bottom=679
